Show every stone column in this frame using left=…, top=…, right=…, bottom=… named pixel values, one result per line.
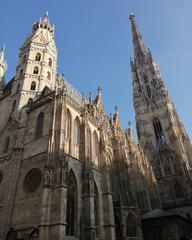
left=82, top=169, right=96, bottom=240
left=101, top=164, right=116, bottom=240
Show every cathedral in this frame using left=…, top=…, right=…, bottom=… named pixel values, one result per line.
left=0, top=12, right=192, bottom=240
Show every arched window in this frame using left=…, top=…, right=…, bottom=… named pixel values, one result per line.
left=153, top=118, right=165, bottom=143
left=126, top=212, right=138, bottom=238
left=144, top=75, right=151, bottom=98
left=12, top=100, right=16, bottom=112
left=115, top=213, right=122, bottom=239
left=35, top=53, right=41, bottom=61
left=47, top=71, right=51, bottom=80
left=66, top=170, right=78, bottom=236
left=73, top=118, right=80, bottom=158
left=65, top=110, right=71, bottom=154
left=3, top=136, right=10, bottom=154
left=19, top=69, right=23, bottom=77
left=92, top=132, right=99, bottom=165
left=174, top=180, right=184, bottom=199
left=48, top=58, right=52, bottom=67
left=23, top=55, right=27, bottom=63
left=16, top=84, right=20, bottom=94
left=35, top=113, right=44, bottom=138
left=94, top=181, right=100, bottom=238
left=30, top=81, right=36, bottom=91
left=33, top=66, right=39, bottom=75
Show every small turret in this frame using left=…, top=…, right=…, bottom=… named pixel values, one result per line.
left=0, top=46, right=8, bottom=97
left=33, top=11, right=54, bottom=36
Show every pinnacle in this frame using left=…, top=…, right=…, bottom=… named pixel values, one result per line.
left=129, top=13, right=135, bottom=20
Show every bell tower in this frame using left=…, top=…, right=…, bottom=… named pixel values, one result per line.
left=11, top=12, right=57, bottom=110
left=0, top=46, right=8, bottom=97
left=130, top=14, right=192, bottom=214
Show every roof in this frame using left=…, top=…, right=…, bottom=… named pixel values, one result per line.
left=142, top=209, right=174, bottom=220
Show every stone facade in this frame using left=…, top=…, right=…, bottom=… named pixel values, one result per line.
left=0, top=12, right=191, bottom=240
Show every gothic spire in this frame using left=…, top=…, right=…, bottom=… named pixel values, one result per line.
left=0, top=46, right=7, bottom=97
left=129, top=14, right=147, bottom=58
left=0, top=46, right=6, bottom=62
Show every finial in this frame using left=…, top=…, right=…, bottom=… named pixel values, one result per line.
left=129, top=13, right=135, bottom=20
left=97, top=85, right=101, bottom=94
left=128, top=120, right=132, bottom=128
left=89, top=91, right=92, bottom=103
left=41, top=11, right=49, bottom=24
left=115, top=105, right=119, bottom=114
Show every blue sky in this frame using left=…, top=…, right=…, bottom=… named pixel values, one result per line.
left=1, top=0, right=192, bottom=140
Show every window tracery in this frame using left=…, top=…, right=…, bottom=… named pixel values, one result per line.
left=73, top=118, right=80, bottom=158
left=153, top=118, right=165, bottom=143
left=92, top=131, right=99, bottom=165
left=126, top=211, right=138, bottom=238
left=30, top=81, right=36, bottom=91
left=35, top=53, right=41, bottom=61
left=33, top=66, right=39, bottom=75
left=35, top=112, right=44, bottom=138
left=65, top=110, right=71, bottom=154
left=48, top=58, right=52, bottom=67
left=66, top=170, right=78, bottom=236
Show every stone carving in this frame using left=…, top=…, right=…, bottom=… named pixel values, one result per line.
left=43, top=167, right=55, bottom=187
left=61, top=158, right=68, bottom=185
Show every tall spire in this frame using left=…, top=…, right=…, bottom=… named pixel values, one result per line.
left=129, top=14, right=147, bottom=58
left=0, top=45, right=6, bottom=62
left=0, top=46, right=7, bottom=96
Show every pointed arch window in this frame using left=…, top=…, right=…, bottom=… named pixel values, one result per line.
left=115, top=213, right=122, bottom=239
left=92, top=131, right=99, bottom=165
left=48, top=58, right=52, bottom=67
left=19, top=69, right=23, bottom=77
left=16, top=83, right=20, bottom=94
left=30, top=81, right=36, bottom=91
left=73, top=118, right=80, bottom=159
left=65, top=110, right=71, bottom=154
left=12, top=100, right=16, bottom=112
left=174, top=180, right=184, bottom=199
left=47, top=71, right=51, bottom=80
left=3, top=136, right=10, bottom=154
left=126, top=212, right=138, bottom=238
left=22, top=55, right=27, bottom=63
left=94, top=181, right=100, bottom=237
left=33, top=66, right=39, bottom=75
left=144, top=75, right=151, bottom=98
left=153, top=118, right=166, bottom=143
left=35, top=112, right=44, bottom=138
left=35, top=53, right=41, bottom=61
left=66, top=170, right=78, bottom=236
